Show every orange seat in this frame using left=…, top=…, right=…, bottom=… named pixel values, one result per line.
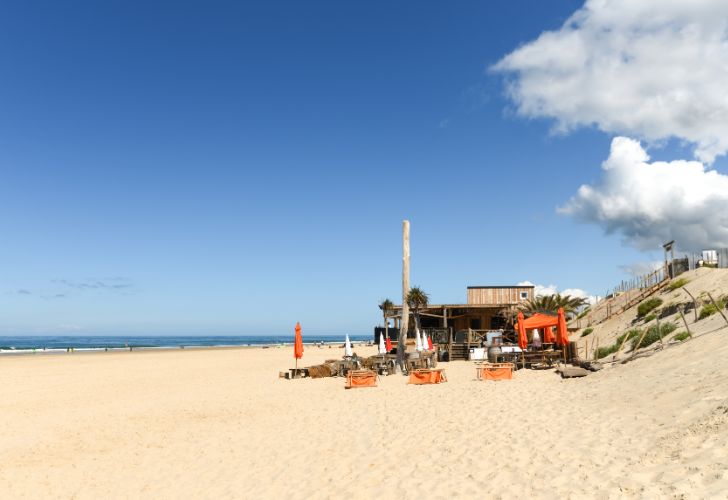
left=345, top=370, right=378, bottom=389
left=476, top=362, right=514, bottom=381
left=408, top=368, right=447, bottom=385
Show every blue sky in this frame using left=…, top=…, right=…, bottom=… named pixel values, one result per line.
left=2, top=1, right=726, bottom=335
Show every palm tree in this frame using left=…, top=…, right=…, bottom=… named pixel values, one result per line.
left=518, top=293, right=588, bottom=318
left=406, top=286, right=429, bottom=334
left=378, top=298, right=394, bottom=342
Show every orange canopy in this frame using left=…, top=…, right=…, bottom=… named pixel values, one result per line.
left=294, top=322, right=304, bottom=359
left=516, top=313, right=558, bottom=329
left=515, top=311, right=568, bottom=347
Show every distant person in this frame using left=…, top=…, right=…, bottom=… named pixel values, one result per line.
left=532, top=329, right=542, bottom=349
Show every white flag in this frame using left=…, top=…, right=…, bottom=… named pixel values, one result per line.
left=344, top=334, right=353, bottom=357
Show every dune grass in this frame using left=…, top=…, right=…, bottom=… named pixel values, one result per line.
left=595, top=344, right=619, bottom=359
left=581, top=327, right=593, bottom=337
left=699, top=297, right=726, bottom=320
left=632, top=322, right=677, bottom=350
left=673, top=331, right=690, bottom=342
left=637, top=297, right=663, bottom=318
left=616, top=329, right=641, bottom=345
left=667, top=278, right=690, bottom=292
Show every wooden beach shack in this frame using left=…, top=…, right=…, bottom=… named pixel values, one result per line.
left=378, top=285, right=534, bottom=361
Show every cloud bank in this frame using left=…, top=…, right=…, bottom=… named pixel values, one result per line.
left=493, top=0, right=728, bottom=163
left=518, top=280, right=599, bottom=305
left=559, top=137, right=728, bottom=251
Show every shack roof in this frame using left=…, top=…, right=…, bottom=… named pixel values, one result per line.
left=467, top=285, right=535, bottom=289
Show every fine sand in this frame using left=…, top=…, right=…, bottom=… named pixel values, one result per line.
left=1, top=333, right=727, bottom=499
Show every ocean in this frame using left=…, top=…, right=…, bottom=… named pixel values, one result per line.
left=0, top=335, right=372, bottom=354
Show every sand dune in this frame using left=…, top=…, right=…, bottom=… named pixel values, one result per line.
left=1, top=332, right=727, bottom=499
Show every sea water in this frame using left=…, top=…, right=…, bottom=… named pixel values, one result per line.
left=0, top=335, right=371, bottom=354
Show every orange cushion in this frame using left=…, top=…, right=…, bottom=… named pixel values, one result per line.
left=480, top=367, right=512, bottom=380
left=346, top=372, right=377, bottom=388
left=409, top=370, right=445, bottom=384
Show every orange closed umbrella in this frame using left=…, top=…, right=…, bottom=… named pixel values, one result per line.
left=544, top=326, right=555, bottom=343
left=294, top=322, right=304, bottom=373
left=517, top=311, right=528, bottom=350
left=556, top=308, right=568, bottom=346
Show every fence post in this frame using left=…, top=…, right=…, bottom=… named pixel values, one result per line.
left=678, top=308, right=692, bottom=338
left=706, top=293, right=728, bottom=326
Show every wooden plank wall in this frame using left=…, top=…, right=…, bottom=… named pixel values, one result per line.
left=467, top=287, right=533, bottom=305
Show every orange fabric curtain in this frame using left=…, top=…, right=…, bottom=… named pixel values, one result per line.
left=556, top=307, right=569, bottom=345
left=544, top=326, right=555, bottom=343
left=517, top=312, right=528, bottom=350
left=557, top=308, right=569, bottom=346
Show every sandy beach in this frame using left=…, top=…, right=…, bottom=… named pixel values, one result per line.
left=1, top=330, right=727, bottom=499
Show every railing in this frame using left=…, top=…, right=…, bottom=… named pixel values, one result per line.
left=575, top=266, right=669, bottom=328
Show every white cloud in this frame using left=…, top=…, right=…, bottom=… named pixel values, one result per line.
left=560, top=137, right=728, bottom=251
left=619, top=261, right=664, bottom=277
left=518, top=281, right=599, bottom=305
left=492, top=0, right=728, bottom=163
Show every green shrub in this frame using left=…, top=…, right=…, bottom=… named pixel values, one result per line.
left=667, top=278, right=690, bottom=291
left=632, top=323, right=677, bottom=349
left=673, top=331, right=690, bottom=342
left=699, top=304, right=718, bottom=320
left=581, top=327, right=593, bottom=337
left=595, top=344, right=619, bottom=359
left=637, top=297, right=663, bottom=317
left=577, top=308, right=590, bottom=319
left=616, top=329, right=641, bottom=345
left=642, top=313, right=656, bottom=323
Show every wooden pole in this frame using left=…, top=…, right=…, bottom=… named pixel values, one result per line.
left=678, top=308, right=692, bottom=338
left=707, top=292, right=728, bottom=326
left=616, top=328, right=632, bottom=357
left=682, top=286, right=699, bottom=322
left=656, top=314, right=664, bottom=348
left=630, top=328, right=649, bottom=360
left=396, top=220, right=410, bottom=372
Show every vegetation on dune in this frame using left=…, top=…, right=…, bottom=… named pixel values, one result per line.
left=698, top=297, right=725, bottom=320
left=642, top=313, right=657, bottom=323
left=581, top=327, right=593, bottom=337
left=518, top=293, right=588, bottom=317
left=592, top=329, right=641, bottom=359
left=673, top=331, right=690, bottom=342
left=595, top=344, right=620, bottom=359
left=667, top=278, right=690, bottom=291
left=577, top=308, right=590, bottom=319
left=632, top=322, right=677, bottom=350
left=616, top=329, right=641, bottom=346
left=637, top=297, right=663, bottom=317
left=699, top=304, right=718, bottom=320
